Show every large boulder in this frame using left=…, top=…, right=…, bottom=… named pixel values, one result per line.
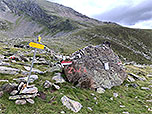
left=64, top=45, right=127, bottom=89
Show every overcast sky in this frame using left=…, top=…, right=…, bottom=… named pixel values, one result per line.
left=49, top=0, right=152, bottom=29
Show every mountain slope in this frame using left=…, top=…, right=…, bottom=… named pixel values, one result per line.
left=0, top=0, right=151, bottom=64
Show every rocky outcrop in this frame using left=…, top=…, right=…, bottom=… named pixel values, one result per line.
left=64, top=45, right=127, bottom=89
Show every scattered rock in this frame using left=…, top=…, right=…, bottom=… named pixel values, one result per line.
left=26, top=99, right=35, bottom=104
left=9, top=93, right=37, bottom=100
left=110, top=97, right=113, bottom=100
left=43, top=80, right=52, bottom=89
left=127, top=76, right=135, bottom=82
left=113, top=93, right=118, bottom=98
left=120, top=105, right=125, bottom=108
left=0, top=66, right=19, bottom=75
left=1, top=83, right=17, bottom=93
left=14, top=75, right=38, bottom=83
left=61, top=96, right=83, bottom=113
left=149, top=85, right=152, bottom=88
left=122, top=112, right=130, bottom=114
left=148, top=108, right=152, bottom=111
left=38, top=92, right=46, bottom=100
left=10, top=90, right=18, bottom=96
left=147, top=75, right=152, bottom=78
left=18, top=82, right=25, bottom=91
left=130, top=83, right=139, bottom=88
left=0, top=62, right=10, bottom=66
left=96, top=87, right=105, bottom=94
left=50, top=65, right=62, bottom=72
left=141, top=87, right=150, bottom=90
left=0, top=91, right=4, bottom=98
left=20, top=87, right=38, bottom=94
left=24, top=66, right=44, bottom=74
left=52, top=73, right=65, bottom=84
left=15, top=99, right=26, bottom=105
left=87, top=107, right=93, bottom=111
left=0, top=80, right=9, bottom=82
left=146, top=100, right=152, bottom=102
left=128, top=73, right=146, bottom=81
left=52, top=84, right=60, bottom=90
left=61, top=111, right=65, bottom=114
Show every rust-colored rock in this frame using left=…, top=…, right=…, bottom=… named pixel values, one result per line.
left=64, top=45, right=127, bottom=90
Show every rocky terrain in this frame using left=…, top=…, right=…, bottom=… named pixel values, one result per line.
left=0, top=0, right=152, bottom=113
left=0, top=40, right=152, bottom=114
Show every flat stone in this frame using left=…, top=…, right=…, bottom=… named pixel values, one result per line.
left=43, top=80, right=52, bottom=89
left=10, top=90, right=18, bottom=96
left=24, top=66, right=44, bottom=74
left=122, top=112, right=130, bottom=114
left=0, top=80, right=9, bottom=82
left=61, top=111, right=65, bottom=114
left=26, top=99, right=35, bottom=104
left=149, top=85, right=152, bottom=88
left=0, top=66, right=19, bottom=75
left=141, top=87, right=150, bottom=90
left=53, top=84, right=60, bottom=90
left=127, top=76, right=135, bottom=82
left=18, top=82, right=25, bottom=91
left=128, top=73, right=146, bottom=81
left=87, top=107, right=93, bottom=111
left=52, top=73, right=65, bottom=84
left=61, top=95, right=83, bottom=113
left=15, top=99, right=26, bottom=105
left=146, top=100, right=152, bottom=102
left=147, top=75, right=152, bottom=78
left=20, top=87, right=38, bottom=94
left=113, top=93, right=118, bottom=98
left=14, top=75, right=38, bottom=83
left=1, top=83, right=17, bottom=93
left=96, top=88, right=105, bottom=94
left=9, top=93, right=37, bottom=100
left=0, top=62, right=10, bottom=66
left=50, top=65, right=62, bottom=72
left=120, top=105, right=125, bottom=108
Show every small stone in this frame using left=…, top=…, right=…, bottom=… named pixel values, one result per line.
left=15, top=99, right=26, bottom=105
left=26, top=99, right=35, bottom=104
left=52, top=73, right=65, bottom=84
left=127, top=76, right=135, bottom=82
left=20, top=87, right=38, bottom=94
left=0, top=80, right=9, bottom=82
left=10, top=90, right=18, bottom=96
left=141, top=87, right=150, bottom=90
left=53, top=84, right=60, bottom=90
left=113, top=93, right=118, bottom=98
left=43, top=80, right=52, bottom=89
left=61, top=111, right=65, bottom=114
left=91, top=93, right=95, bottom=96
left=149, top=85, right=152, bottom=88
left=122, top=112, right=130, bottom=114
left=148, top=108, right=152, bottom=111
left=87, top=107, right=93, bottom=111
left=9, top=94, right=37, bottom=100
left=0, top=91, right=4, bottom=98
left=61, top=95, right=82, bottom=113
left=120, top=105, right=125, bottom=108
left=96, top=87, right=105, bottom=94
left=110, top=97, right=113, bottom=100
left=94, top=97, right=97, bottom=100
left=147, top=75, right=152, bottom=78
left=18, top=82, right=25, bottom=91
left=130, top=83, right=139, bottom=88
left=146, top=100, right=152, bottom=102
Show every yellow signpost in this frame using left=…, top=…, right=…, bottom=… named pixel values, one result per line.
left=29, top=42, right=44, bottom=49
left=27, top=36, right=44, bottom=87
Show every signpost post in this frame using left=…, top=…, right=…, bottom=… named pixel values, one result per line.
left=27, top=36, right=44, bottom=87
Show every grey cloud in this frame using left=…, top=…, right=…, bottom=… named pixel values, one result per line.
left=94, top=0, right=152, bottom=25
